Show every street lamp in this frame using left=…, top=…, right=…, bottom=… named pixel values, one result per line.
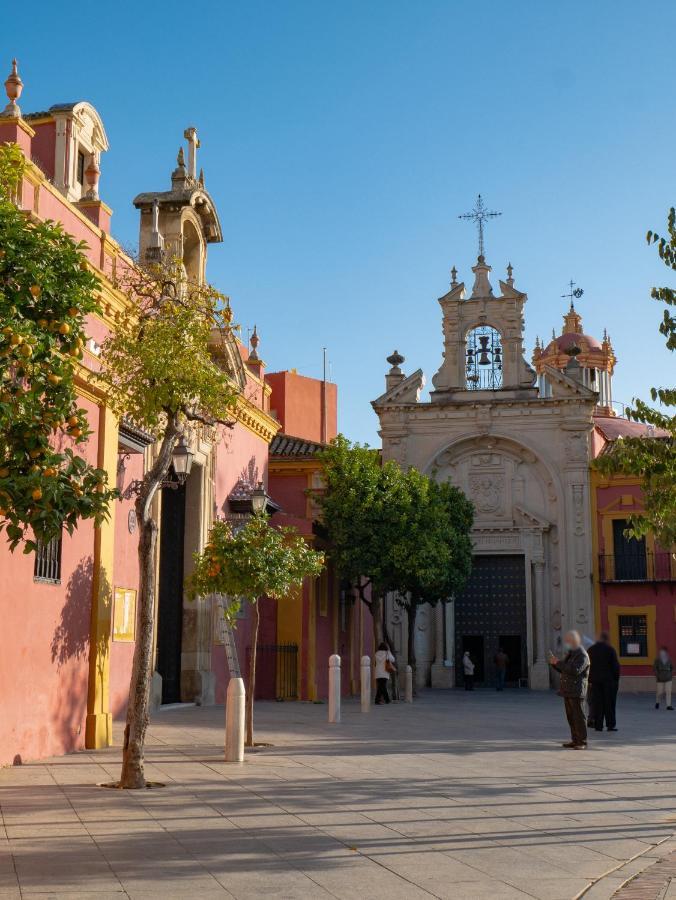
left=251, top=481, right=267, bottom=515
left=171, top=435, right=194, bottom=485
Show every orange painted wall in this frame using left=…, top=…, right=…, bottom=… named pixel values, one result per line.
left=266, top=371, right=337, bottom=442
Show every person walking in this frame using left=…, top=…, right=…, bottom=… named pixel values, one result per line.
left=654, top=646, right=673, bottom=710
left=494, top=648, right=509, bottom=691
left=588, top=632, right=620, bottom=731
left=463, top=650, right=475, bottom=691
left=374, top=642, right=395, bottom=705
left=548, top=631, right=590, bottom=749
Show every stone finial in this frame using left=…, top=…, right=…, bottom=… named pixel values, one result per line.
left=469, top=256, right=494, bottom=299
left=2, top=59, right=23, bottom=118
left=552, top=328, right=557, bottom=340
left=198, top=167, right=204, bottom=187
left=177, top=146, right=185, bottom=169
left=506, top=262, right=514, bottom=286
left=386, top=349, right=405, bottom=373
left=84, top=155, right=100, bottom=200
left=249, top=324, right=260, bottom=361
left=450, top=266, right=458, bottom=287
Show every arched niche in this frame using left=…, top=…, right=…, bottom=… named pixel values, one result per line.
left=424, top=433, right=561, bottom=529
left=182, top=216, right=204, bottom=284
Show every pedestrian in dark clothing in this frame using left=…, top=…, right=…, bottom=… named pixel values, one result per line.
left=494, top=648, right=509, bottom=691
left=588, top=632, right=620, bottom=732
left=549, top=631, right=590, bottom=749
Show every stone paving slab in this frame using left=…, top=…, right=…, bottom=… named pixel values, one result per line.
left=0, top=690, right=674, bottom=899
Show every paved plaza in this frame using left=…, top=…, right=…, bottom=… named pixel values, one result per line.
left=0, top=690, right=674, bottom=900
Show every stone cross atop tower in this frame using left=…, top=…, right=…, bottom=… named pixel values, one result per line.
left=184, top=127, right=200, bottom=180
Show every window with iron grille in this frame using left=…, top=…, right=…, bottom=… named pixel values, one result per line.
left=618, top=614, right=648, bottom=657
left=33, top=534, right=62, bottom=584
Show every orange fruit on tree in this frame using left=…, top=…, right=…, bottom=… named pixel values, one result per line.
left=0, top=467, right=9, bottom=478
left=58, top=323, right=70, bottom=335
left=37, top=318, right=48, bottom=328
left=68, top=307, right=78, bottom=317
left=31, top=488, right=42, bottom=501
left=29, top=285, right=41, bottom=298
left=19, top=344, right=32, bottom=358
left=67, top=415, right=79, bottom=427
left=68, top=427, right=82, bottom=438
left=47, top=374, right=62, bottom=385
left=10, top=334, right=22, bottom=346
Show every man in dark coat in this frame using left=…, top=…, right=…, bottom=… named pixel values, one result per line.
left=588, top=632, right=621, bottom=731
left=549, top=631, right=590, bottom=749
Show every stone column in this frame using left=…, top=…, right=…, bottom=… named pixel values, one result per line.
left=431, top=602, right=453, bottom=688
left=530, top=559, right=549, bottom=690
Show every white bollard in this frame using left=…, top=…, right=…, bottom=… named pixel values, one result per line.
left=225, top=677, right=245, bottom=762
left=328, top=654, right=341, bottom=723
left=360, top=655, right=371, bottom=712
left=405, top=665, right=413, bottom=703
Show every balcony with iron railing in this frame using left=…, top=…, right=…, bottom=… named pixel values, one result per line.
left=599, top=551, right=675, bottom=583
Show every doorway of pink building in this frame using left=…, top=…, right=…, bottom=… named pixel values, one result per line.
left=156, top=482, right=186, bottom=704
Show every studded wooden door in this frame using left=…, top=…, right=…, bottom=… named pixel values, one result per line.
left=455, top=554, right=527, bottom=687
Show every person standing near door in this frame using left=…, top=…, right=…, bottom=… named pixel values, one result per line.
left=374, top=642, right=396, bottom=705
left=548, top=631, right=590, bottom=749
left=494, top=648, right=509, bottom=691
left=463, top=650, right=475, bottom=690
left=588, top=632, right=621, bottom=731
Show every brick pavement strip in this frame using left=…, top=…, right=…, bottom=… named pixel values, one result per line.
left=0, top=691, right=674, bottom=900
left=611, top=851, right=676, bottom=899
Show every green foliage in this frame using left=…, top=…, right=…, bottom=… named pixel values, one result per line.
left=0, top=143, right=116, bottom=550
left=317, top=435, right=474, bottom=605
left=99, top=260, right=238, bottom=431
left=596, top=209, right=676, bottom=547
left=186, top=514, right=324, bottom=616
left=390, top=469, right=474, bottom=608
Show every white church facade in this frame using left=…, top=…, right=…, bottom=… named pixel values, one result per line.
left=372, top=253, right=599, bottom=690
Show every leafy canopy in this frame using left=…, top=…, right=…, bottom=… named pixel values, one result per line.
left=317, top=435, right=474, bottom=602
left=594, top=209, right=676, bottom=547
left=389, top=469, right=474, bottom=608
left=0, top=143, right=116, bottom=550
left=99, top=259, right=238, bottom=432
left=186, top=514, right=324, bottom=616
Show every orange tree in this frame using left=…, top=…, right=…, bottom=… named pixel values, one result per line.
left=98, top=257, right=240, bottom=788
left=187, top=514, right=324, bottom=747
left=0, top=142, right=115, bottom=551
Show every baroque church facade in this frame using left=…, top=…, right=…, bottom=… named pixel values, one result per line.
left=373, top=254, right=599, bottom=690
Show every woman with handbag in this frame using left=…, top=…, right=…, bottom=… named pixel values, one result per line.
left=374, top=642, right=396, bottom=704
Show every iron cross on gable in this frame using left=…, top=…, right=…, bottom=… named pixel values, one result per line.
left=459, top=194, right=502, bottom=259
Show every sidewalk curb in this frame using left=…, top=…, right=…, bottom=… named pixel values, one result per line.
left=574, top=835, right=676, bottom=899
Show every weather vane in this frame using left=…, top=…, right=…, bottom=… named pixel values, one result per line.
left=459, top=194, right=502, bottom=259
left=562, top=279, right=584, bottom=306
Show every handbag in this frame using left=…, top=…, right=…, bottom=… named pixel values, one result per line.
left=385, top=656, right=396, bottom=675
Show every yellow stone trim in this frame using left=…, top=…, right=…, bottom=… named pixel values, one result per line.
left=0, top=115, right=36, bottom=137
left=233, top=394, right=280, bottom=444
left=608, top=603, right=657, bottom=667
left=85, top=403, right=118, bottom=748
left=77, top=199, right=113, bottom=216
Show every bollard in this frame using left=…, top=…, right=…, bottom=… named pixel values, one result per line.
left=360, top=655, right=371, bottom=713
left=404, top=665, right=413, bottom=703
left=225, top=677, right=245, bottom=762
left=328, top=654, right=341, bottom=723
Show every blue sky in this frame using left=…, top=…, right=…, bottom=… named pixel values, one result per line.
left=8, top=1, right=675, bottom=444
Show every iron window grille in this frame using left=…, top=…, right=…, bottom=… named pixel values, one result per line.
left=618, top=614, right=648, bottom=658
left=33, top=534, right=62, bottom=584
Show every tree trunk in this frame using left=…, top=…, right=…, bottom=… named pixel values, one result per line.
left=371, top=594, right=384, bottom=646
left=119, top=417, right=180, bottom=789
left=406, top=603, right=417, bottom=693
left=245, top=601, right=260, bottom=748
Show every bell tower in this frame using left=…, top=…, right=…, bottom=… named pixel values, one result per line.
left=431, top=255, right=536, bottom=399
left=133, top=127, right=223, bottom=284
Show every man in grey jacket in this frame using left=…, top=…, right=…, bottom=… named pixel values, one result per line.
left=549, top=631, right=590, bottom=749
